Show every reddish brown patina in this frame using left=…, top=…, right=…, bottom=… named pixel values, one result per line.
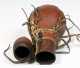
left=13, top=37, right=33, bottom=63
left=28, top=5, right=66, bottom=64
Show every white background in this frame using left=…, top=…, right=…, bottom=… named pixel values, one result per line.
left=0, top=0, right=80, bottom=68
